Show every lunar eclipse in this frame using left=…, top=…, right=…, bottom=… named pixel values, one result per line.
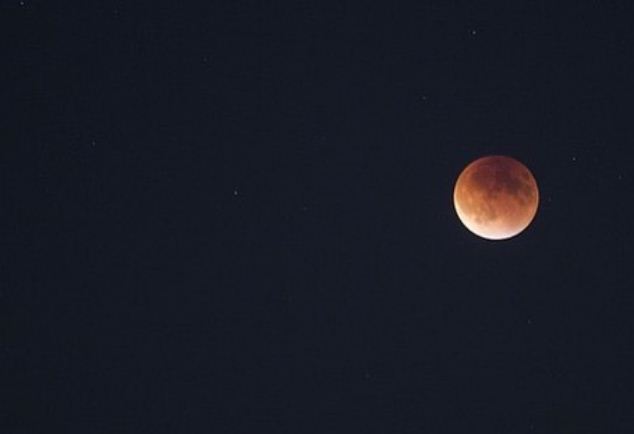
left=453, top=155, right=539, bottom=240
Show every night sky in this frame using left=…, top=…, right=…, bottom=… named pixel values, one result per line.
left=6, top=2, right=634, bottom=433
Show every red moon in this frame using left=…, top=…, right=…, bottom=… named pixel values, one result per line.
left=453, top=155, right=539, bottom=240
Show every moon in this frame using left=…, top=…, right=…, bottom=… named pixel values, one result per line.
left=453, top=155, right=539, bottom=240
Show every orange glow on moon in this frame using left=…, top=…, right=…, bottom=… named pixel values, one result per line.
left=453, top=155, right=539, bottom=240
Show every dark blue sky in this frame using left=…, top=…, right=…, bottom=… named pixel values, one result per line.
left=5, top=1, right=634, bottom=433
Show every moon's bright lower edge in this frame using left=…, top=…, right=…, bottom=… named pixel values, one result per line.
left=453, top=155, right=539, bottom=240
